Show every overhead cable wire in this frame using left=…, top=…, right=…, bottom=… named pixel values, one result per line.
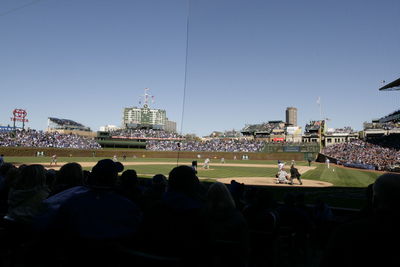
left=0, top=0, right=44, bottom=17
left=176, top=0, right=191, bottom=166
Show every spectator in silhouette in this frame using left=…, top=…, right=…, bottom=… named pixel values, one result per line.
left=50, top=162, right=83, bottom=196
left=313, top=198, right=333, bottom=224
left=45, top=169, right=57, bottom=191
left=277, top=193, right=313, bottom=263
left=206, top=182, right=248, bottom=243
left=357, top=183, right=374, bottom=219
left=150, top=173, right=167, bottom=195
left=321, top=173, right=400, bottom=267
left=229, top=180, right=246, bottom=210
left=206, top=182, right=249, bottom=267
left=242, top=188, right=278, bottom=267
left=242, top=189, right=278, bottom=232
left=141, top=174, right=167, bottom=211
left=142, top=165, right=206, bottom=263
left=37, top=159, right=141, bottom=243
left=5, top=165, right=49, bottom=225
left=0, top=162, right=13, bottom=186
left=115, top=169, right=143, bottom=205
left=0, top=163, right=17, bottom=215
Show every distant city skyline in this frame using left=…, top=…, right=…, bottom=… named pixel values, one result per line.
left=1, top=0, right=399, bottom=136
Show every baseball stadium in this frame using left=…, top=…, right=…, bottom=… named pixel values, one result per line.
left=1, top=0, right=400, bottom=264
left=0, top=78, right=399, bottom=266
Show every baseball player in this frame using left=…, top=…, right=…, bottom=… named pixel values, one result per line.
left=50, top=154, right=57, bottom=166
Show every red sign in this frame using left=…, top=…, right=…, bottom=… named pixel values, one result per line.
left=272, top=137, right=284, bottom=142
left=13, top=109, right=27, bottom=119
left=10, top=118, right=29, bottom=122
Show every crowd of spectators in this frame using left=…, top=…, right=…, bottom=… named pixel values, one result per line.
left=0, top=159, right=399, bottom=266
left=363, top=121, right=400, bottom=130
left=325, top=126, right=354, bottom=134
left=110, top=129, right=183, bottom=139
left=322, top=140, right=400, bottom=171
left=146, top=139, right=265, bottom=152
left=367, top=134, right=400, bottom=150
left=0, top=129, right=101, bottom=149
left=0, top=159, right=338, bottom=266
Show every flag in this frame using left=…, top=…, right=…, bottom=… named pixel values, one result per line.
left=316, top=97, right=321, bottom=105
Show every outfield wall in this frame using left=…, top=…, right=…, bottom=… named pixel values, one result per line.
left=0, top=147, right=316, bottom=160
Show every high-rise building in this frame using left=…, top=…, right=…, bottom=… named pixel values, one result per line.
left=286, top=107, right=297, bottom=126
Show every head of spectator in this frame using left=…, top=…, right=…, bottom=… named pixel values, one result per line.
left=56, top=163, right=83, bottom=187
left=207, top=182, right=236, bottom=216
left=6, top=164, right=49, bottom=224
left=152, top=173, right=167, bottom=192
left=90, top=159, right=124, bottom=187
left=168, top=165, right=199, bottom=196
left=0, top=164, right=17, bottom=213
left=119, top=169, right=138, bottom=188
left=51, top=163, right=83, bottom=195
left=115, top=169, right=143, bottom=203
left=13, top=164, right=47, bottom=190
left=373, top=173, right=400, bottom=218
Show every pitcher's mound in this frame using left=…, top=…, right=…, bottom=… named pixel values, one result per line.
left=216, top=177, right=332, bottom=187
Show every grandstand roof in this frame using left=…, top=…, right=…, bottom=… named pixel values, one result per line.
left=379, top=77, right=400, bottom=91
left=49, top=117, right=85, bottom=127
left=241, top=121, right=285, bottom=135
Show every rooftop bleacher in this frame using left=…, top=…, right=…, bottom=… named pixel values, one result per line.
left=48, top=117, right=90, bottom=131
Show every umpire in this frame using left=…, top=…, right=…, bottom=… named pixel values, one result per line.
left=290, top=164, right=303, bottom=185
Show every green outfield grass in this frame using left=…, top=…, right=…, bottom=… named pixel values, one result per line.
left=302, top=164, right=379, bottom=187
left=130, top=165, right=279, bottom=179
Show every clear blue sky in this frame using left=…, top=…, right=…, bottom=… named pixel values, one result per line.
left=1, top=0, right=399, bottom=136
